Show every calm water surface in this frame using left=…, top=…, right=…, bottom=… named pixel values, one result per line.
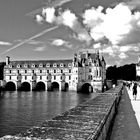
left=0, top=91, right=97, bottom=137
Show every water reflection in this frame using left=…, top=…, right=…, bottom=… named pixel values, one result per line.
left=0, top=91, right=97, bottom=137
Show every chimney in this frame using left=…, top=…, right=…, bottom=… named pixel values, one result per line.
left=86, top=51, right=88, bottom=59
left=6, top=56, right=10, bottom=65
left=138, top=55, right=140, bottom=63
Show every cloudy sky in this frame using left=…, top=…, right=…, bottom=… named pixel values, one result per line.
left=0, top=0, right=140, bottom=66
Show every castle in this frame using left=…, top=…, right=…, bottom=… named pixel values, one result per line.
left=3, top=49, right=106, bottom=93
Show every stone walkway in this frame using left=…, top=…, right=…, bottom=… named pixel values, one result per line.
left=110, top=86, right=140, bottom=140
left=127, top=84, right=140, bottom=127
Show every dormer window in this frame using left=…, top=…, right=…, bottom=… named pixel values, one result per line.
left=53, top=63, right=57, bottom=67
left=17, top=64, right=20, bottom=68
left=68, top=63, right=72, bottom=67
left=9, top=65, right=12, bottom=68
left=39, top=63, right=43, bottom=67
left=60, top=63, right=64, bottom=67
left=46, top=63, right=50, bottom=67
left=24, top=64, right=28, bottom=68
left=31, top=64, right=35, bottom=68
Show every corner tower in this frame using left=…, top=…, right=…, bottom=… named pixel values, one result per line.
left=75, top=49, right=106, bottom=93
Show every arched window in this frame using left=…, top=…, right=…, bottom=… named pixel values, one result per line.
left=25, top=70, right=27, bottom=73
left=54, top=69, right=56, bottom=73
left=17, top=70, right=20, bottom=74
left=25, top=76, right=27, bottom=80
left=54, top=75, right=56, bottom=80
left=69, top=69, right=71, bottom=73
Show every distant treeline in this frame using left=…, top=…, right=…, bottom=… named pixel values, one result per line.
left=106, top=63, right=137, bottom=83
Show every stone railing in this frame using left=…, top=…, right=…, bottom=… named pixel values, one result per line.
left=0, top=85, right=123, bottom=140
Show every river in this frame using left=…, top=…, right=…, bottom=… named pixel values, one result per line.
left=0, top=91, right=97, bottom=137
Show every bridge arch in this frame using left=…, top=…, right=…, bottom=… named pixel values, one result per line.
left=64, top=82, right=69, bottom=91
left=5, top=81, right=16, bottom=91
left=61, top=82, right=69, bottom=91
left=52, top=82, right=59, bottom=91
left=35, top=81, right=46, bottom=91
left=81, top=83, right=93, bottom=93
left=20, top=82, right=31, bottom=91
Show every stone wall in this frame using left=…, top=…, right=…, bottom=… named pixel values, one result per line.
left=0, top=85, right=123, bottom=140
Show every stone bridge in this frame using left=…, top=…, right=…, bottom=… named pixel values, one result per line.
left=0, top=85, right=123, bottom=140
left=2, top=79, right=72, bottom=92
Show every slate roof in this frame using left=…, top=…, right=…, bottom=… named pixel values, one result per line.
left=5, top=59, right=73, bottom=68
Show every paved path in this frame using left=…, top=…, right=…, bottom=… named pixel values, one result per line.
left=110, top=86, right=140, bottom=140
left=127, top=84, right=140, bottom=127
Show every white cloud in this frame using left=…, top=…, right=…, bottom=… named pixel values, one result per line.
left=119, top=52, right=128, bottom=59
left=83, top=3, right=135, bottom=45
left=35, top=14, right=44, bottom=23
left=101, top=46, right=115, bottom=56
left=119, top=44, right=139, bottom=52
left=57, top=9, right=92, bottom=43
left=0, top=41, right=12, bottom=46
left=36, top=8, right=91, bottom=43
left=52, top=39, right=66, bottom=46
left=60, top=10, right=77, bottom=28
left=119, top=46, right=131, bottom=52
left=51, top=39, right=73, bottom=49
left=82, top=2, right=140, bottom=50
left=44, top=7, right=56, bottom=23
left=93, top=43, right=101, bottom=49
left=34, top=1, right=140, bottom=63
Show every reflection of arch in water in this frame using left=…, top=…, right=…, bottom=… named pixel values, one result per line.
left=19, top=82, right=31, bottom=91
left=35, top=81, right=46, bottom=91
left=52, top=82, right=59, bottom=91
left=81, top=83, right=93, bottom=93
left=5, top=81, right=16, bottom=91
left=62, top=82, right=69, bottom=91
left=65, top=82, right=69, bottom=91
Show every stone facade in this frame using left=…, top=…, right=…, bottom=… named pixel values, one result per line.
left=4, top=49, right=106, bottom=93
left=74, top=49, right=106, bottom=92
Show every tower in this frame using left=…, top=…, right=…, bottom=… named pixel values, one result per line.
left=6, top=56, right=10, bottom=65
left=138, top=55, right=140, bottom=63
